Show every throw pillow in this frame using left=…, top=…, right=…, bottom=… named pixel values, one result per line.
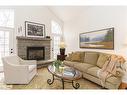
left=65, top=53, right=72, bottom=61
left=96, top=53, right=110, bottom=68
left=71, top=52, right=81, bottom=62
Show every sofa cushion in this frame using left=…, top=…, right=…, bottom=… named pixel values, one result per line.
left=106, top=76, right=121, bottom=85
left=84, top=52, right=99, bottom=65
left=86, top=66, right=101, bottom=78
left=63, top=61, right=80, bottom=67
left=96, top=53, right=110, bottom=68
left=73, top=63, right=94, bottom=72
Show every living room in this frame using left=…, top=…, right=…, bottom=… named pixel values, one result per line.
left=0, top=0, right=127, bottom=95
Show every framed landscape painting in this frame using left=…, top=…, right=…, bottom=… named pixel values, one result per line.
left=79, top=28, right=114, bottom=49
left=25, top=21, right=45, bottom=37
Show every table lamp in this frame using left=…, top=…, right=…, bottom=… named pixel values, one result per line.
left=59, top=41, right=66, bottom=55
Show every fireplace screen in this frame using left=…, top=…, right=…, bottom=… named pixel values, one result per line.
left=27, top=47, right=45, bottom=60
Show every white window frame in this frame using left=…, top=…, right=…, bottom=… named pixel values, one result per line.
left=0, top=9, right=14, bottom=66
left=51, top=20, right=62, bottom=59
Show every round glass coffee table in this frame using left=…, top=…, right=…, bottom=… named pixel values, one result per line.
left=47, top=65, right=82, bottom=89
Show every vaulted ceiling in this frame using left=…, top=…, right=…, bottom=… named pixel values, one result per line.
left=48, top=6, right=88, bottom=22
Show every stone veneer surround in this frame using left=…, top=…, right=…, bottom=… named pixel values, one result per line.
left=16, top=36, right=51, bottom=60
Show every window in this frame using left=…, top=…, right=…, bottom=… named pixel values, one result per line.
left=0, top=9, right=14, bottom=65
left=0, top=9, right=14, bottom=28
left=51, top=20, right=62, bottom=59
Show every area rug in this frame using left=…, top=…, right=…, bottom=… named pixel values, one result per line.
left=0, top=67, right=102, bottom=89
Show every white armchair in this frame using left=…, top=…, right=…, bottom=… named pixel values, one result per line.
left=2, top=55, right=37, bottom=84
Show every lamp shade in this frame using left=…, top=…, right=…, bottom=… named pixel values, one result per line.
left=59, top=41, right=66, bottom=48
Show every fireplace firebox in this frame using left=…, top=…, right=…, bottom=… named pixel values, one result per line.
left=27, top=46, right=45, bottom=60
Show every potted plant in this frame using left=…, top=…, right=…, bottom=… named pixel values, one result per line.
left=53, top=60, right=62, bottom=71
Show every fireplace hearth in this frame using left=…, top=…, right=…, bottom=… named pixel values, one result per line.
left=27, top=46, right=45, bottom=60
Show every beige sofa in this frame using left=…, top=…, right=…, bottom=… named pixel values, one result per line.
left=64, top=51, right=125, bottom=89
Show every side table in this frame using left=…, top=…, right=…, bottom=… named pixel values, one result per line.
left=57, top=55, right=67, bottom=61
left=119, top=82, right=127, bottom=89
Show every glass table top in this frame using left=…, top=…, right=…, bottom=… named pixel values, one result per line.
left=48, top=65, right=81, bottom=80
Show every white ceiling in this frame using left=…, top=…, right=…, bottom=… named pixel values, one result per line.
left=49, top=6, right=87, bottom=22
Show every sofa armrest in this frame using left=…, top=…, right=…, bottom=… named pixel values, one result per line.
left=7, top=63, right=28, bottom=71
left=4, top=62, right=29, bottom=76
left=116, top=71, right=123, bottom=77
left=115, top=67, right=125, bottom=77
left=65, top=56, right=71, bottom=61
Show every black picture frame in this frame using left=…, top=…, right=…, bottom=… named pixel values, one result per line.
left=79, top=28, right=114, bottom=50
left=25, top=21, right=45, bottom=38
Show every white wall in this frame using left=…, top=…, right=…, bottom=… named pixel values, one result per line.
left=64, top=6, right=127, bottom=58
left=12, top=6, right=63, bottom=57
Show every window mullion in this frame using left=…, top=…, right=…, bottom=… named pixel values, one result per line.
left=4, top=31, right=5, bottom=56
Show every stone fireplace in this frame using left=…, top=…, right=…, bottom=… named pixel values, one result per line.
left=16, top=36, right=51, bottom=60
left=27, top=46, right=45, bottom=60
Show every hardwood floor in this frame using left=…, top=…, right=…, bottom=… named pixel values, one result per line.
left=0, top=67, right=102, bottom=89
